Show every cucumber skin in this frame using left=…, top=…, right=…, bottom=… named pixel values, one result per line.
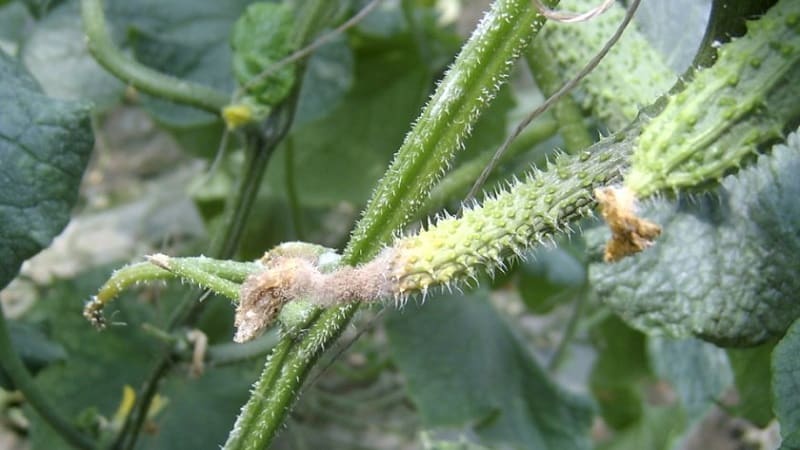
left=626, top=0, right=800, bottom=196
left=540, top=0, right=676, bottom=130
left=390, top=132, right=634, bottom=295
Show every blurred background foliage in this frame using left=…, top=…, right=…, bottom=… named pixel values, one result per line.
left=0, top=0, right=788, bottom=449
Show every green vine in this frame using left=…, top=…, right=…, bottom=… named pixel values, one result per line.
left=80, top=0, right=229, bottom=113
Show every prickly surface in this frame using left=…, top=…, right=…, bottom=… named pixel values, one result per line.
left=389, top=132, right=634, bottom=296
left=540, top=0, right=676, bottom=130
left=346, top=0, right=552, bottom=263
left=626, top=0, right=800, bottom=196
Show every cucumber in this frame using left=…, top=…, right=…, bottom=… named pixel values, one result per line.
left=626, top=0, right=800, bottom=196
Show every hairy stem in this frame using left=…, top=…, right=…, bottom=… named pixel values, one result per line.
left=225, top=0, right=558, bottom=447
left=347, top=0, right=557, bottom=263
left=80, top=0, right=228, bottom=113
left=84, top=257, right=259, bottom=327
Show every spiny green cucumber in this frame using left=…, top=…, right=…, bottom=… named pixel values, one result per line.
left=626, top=0, right=800, bottom=196
left=235, top=1, right=800, bottom=332
left=389, top=139, right=629, bottom=295
left=234, top=132, right=636, bottom=339
left=539, top=0, right=676, bottom=130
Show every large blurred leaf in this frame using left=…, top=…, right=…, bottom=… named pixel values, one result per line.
left=293, top=34, right=355, bottom=127
left=648, top=337, right=732, bottom=421
left=25, top=268, right=161, bottom=449
left=590, top=133, right=800, bottom=346
left=0, top=1, right=33, bottom=54
left=386, top=290, right=594, bottom=449
left=635, top=0, right=711, bottom=73
left=21, top=0, right=67, bottom=18
left=589, top=316, right=649, bottom=430
left=597, top=405, right=686, bottom=450
left=0, top=50, right=93, bottom=290
left=21, top=2, right=124, bottom=110
left=772, top=318, right=800, bottom=447
left=727, top=343, right=775, bottom=427
left=138, top=364, right=259, bottom=449
left=517, top=246, right=585, bottom=314
left=0, top=321, right=66, bottom=389
left=266, top=42, right=431, bottom=207
left=354, top=0, right=407, bottom=39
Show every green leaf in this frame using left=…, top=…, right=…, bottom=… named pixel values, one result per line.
left=517, top=246, right=585, bottom=314
left=0, top=321, right=66, bottom=389
left=773, top=318, right=800, bottom=444
left=266, top=42, right=431, bottom=206
left=292, top=34, right=354, bottom=128
left=20, top=2, right=123, bottom=111
left=648, top=337, right=732, bottom=420
left=0, top=1, right=33, bottom=54
left=589, top=133, right=800, bottom=346
left=231, top=2, right=295, bottom=106
left=596, top=405, right=686, bottom=450
left=727, top=343, right=775, bottom=427
left=386, top=290, right=594, bottom=449
left=589, top=316, right=649, bottom=430
left=0, top=49, right=93, bottom=290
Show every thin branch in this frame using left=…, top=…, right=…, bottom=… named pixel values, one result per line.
left=532, top=0, right=616, bottom=23
left=80, top=0, right=228, bottom=113
left=467, top=0, right=642, bottom=200
left=548, top=289, right=588, bottom=373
